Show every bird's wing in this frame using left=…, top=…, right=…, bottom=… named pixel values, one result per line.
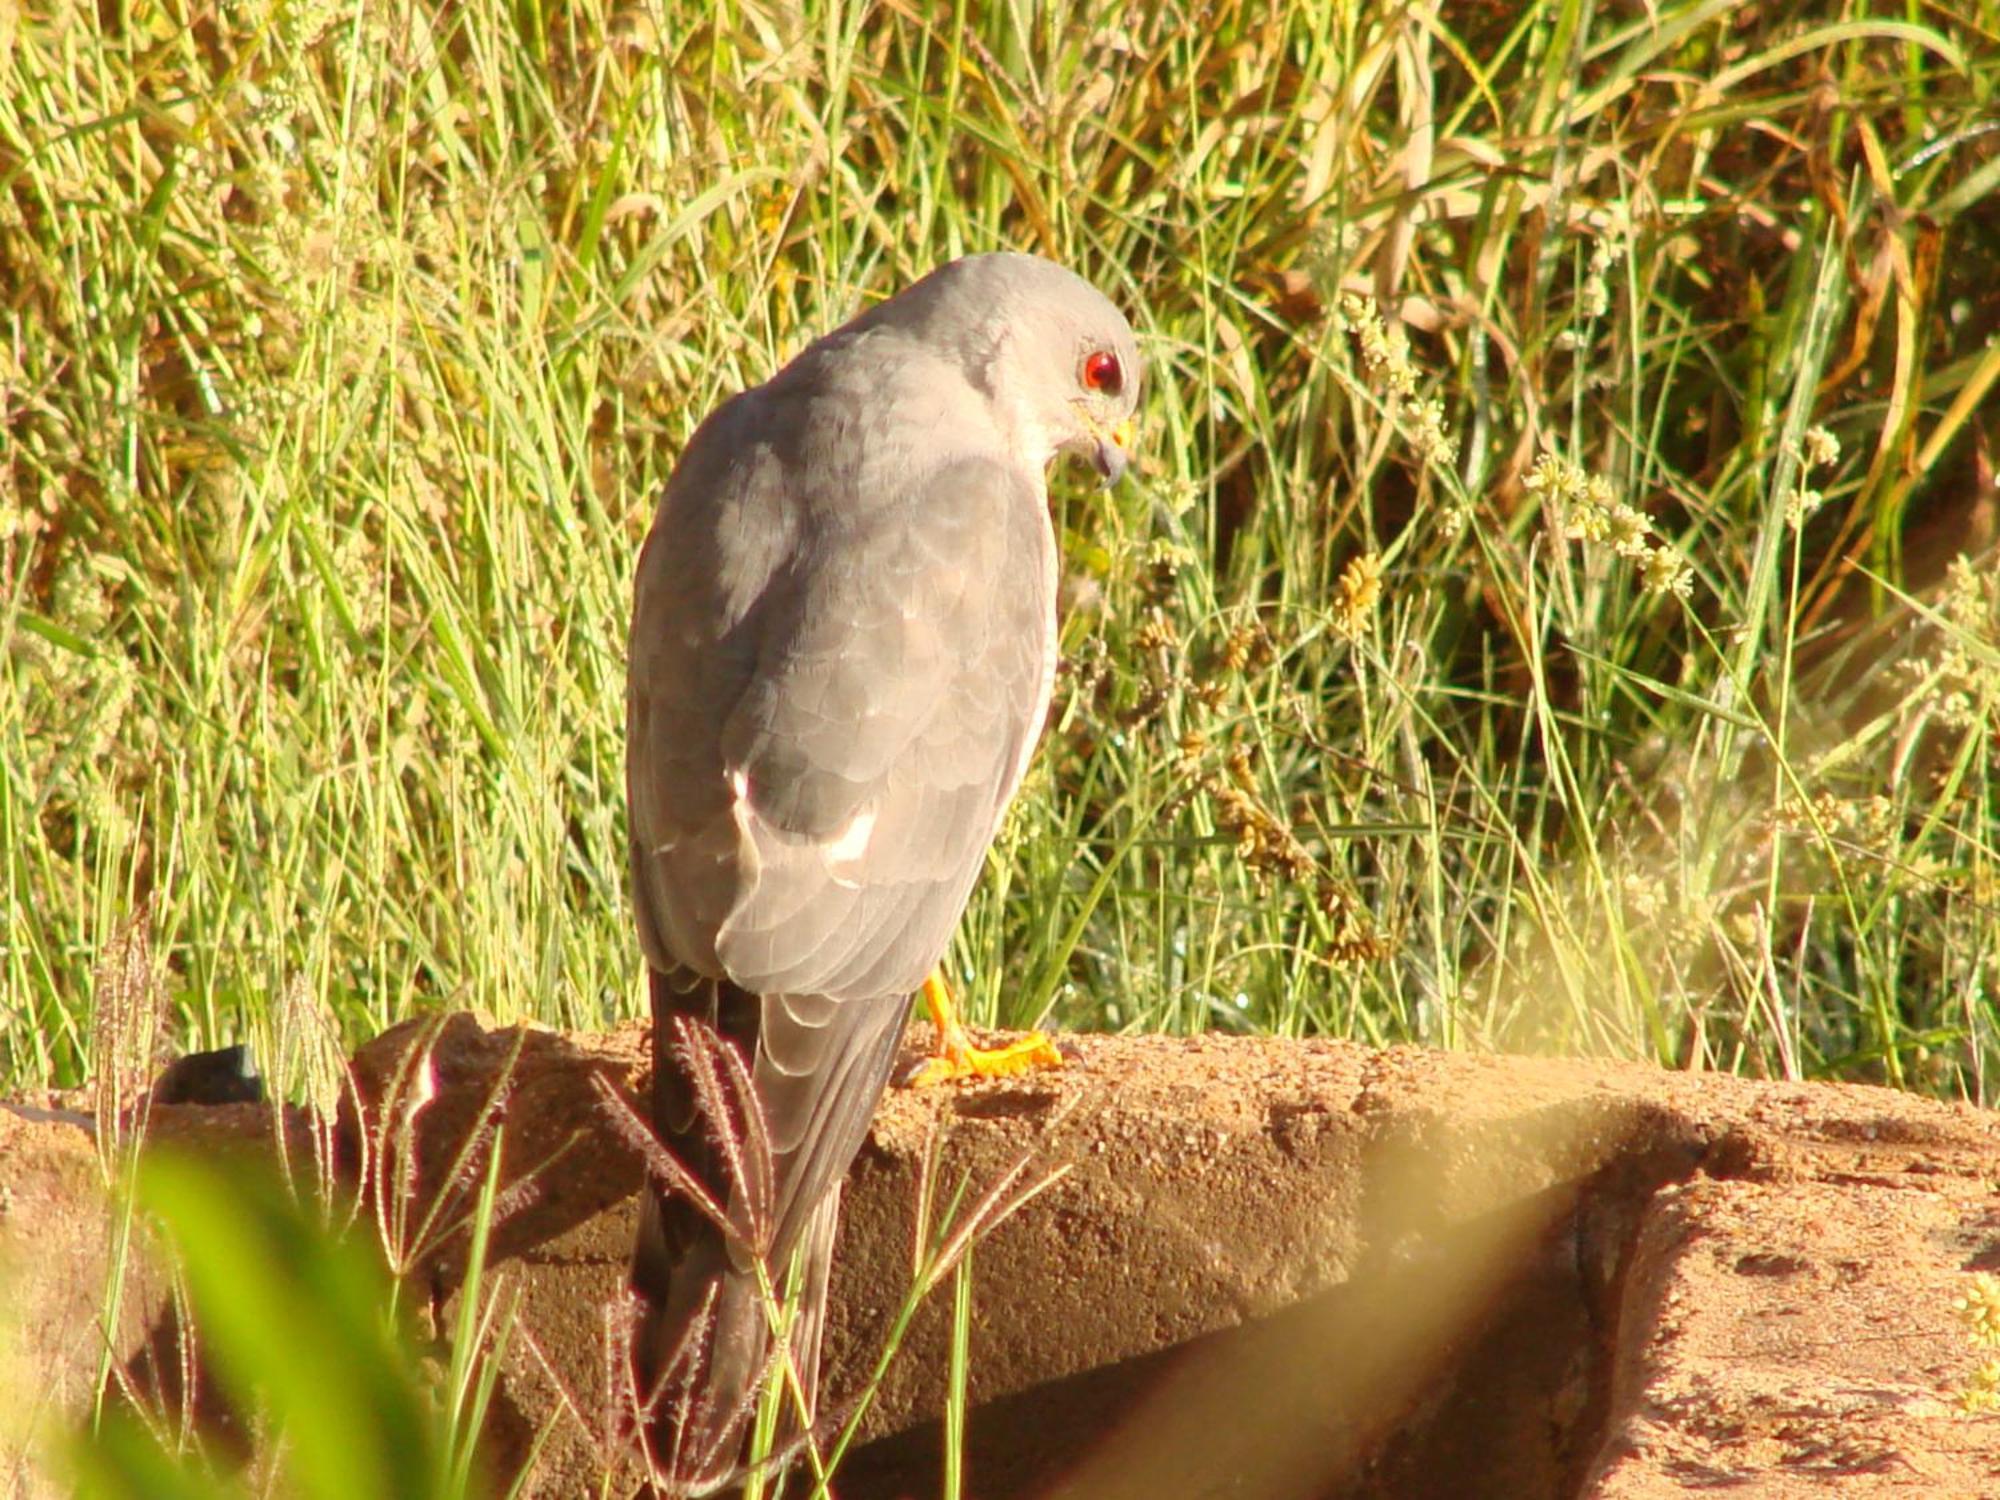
left=628, top=432, right=1055, bottom=1255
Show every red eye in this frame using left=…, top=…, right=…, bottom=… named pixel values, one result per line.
left=1082, top=350, right=1123, bottom=395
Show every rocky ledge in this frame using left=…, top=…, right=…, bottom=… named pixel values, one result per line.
left=5, top=1015, right=1996, bottom=1497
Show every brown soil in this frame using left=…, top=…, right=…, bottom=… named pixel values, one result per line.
left=4, top=1017, right=1999, bottom=1497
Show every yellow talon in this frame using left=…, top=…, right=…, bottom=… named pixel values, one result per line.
left=905, top=970, right=1064, bottom=1087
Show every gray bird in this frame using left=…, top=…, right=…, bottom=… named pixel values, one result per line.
left=625, top=252, right=1141, bottom=1489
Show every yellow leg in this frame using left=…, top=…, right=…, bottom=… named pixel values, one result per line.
left=903, top=970, right=1064, bottom=1087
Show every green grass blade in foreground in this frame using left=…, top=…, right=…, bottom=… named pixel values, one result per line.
left=68, top=1413, right=250, bottom=1500
left=944, top=1243, right=974, bottom=1500
left=127, top=1152, right=448, bottom=1500
left=439, top=1125, right=508, bottom=1499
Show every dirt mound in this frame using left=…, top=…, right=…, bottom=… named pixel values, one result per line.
left=4, top=1018, right=1997, bottom=1496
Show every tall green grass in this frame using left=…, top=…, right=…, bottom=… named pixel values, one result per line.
left=4, top=0, right=1998, bottom=1098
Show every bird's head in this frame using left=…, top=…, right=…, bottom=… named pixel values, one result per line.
left=885, top=252, right=1144, bottom=487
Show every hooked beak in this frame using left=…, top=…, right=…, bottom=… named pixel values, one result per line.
left=1092, top=417, right=1137, bottom=486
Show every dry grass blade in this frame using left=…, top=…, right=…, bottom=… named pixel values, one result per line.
left=670, top=1015, right=775, bottom=1257
left=1, top=0, right=1994, bottom=1110
left=1376, top=13, right=1435, bottom=306
left=391, top=1027, right=527, bottom=1271
left=249, top=973, right=355, bottom=1208
left=590, top=1072, right=733, bottom=1246
left=364, top=1012, right=444, bottom=1270
left=508, top=1295, right=656, bottom=1495
left=919, top=1153, right=1074, bottom=1304
left=911, top=1085, right=1098, bottom=1301
left=89, top=902, right=168, bottom=1166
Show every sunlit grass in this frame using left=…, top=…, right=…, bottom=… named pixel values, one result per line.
left=3, top=0, right=1997, bottom=1107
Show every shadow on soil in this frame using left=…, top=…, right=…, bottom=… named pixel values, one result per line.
left=840, top=1141, right=1703, bottom=1500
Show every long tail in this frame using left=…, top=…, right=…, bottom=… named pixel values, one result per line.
left=630, top=970, right=841, bottom=1493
